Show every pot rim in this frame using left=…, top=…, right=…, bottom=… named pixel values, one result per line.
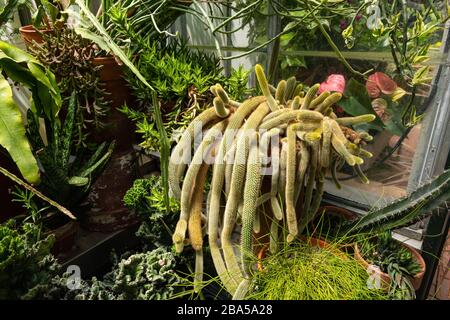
left=354, top=240, right=426, bottom=280
left=257, top=236, right=340, bottom=272
left=91, top=55, right=118, bottom=64
left=19, top=24, right=54, bottom=33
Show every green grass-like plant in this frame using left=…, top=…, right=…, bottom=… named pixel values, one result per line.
left=246, top=240, right=390, bottom=300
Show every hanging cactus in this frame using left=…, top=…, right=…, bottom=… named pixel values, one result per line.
left=169, top=64, right=376, bottom=298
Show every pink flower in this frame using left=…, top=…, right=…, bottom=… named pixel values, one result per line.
left=366, top=72, right=397, bottom=98
left=319, top=74, right=346, bottom=94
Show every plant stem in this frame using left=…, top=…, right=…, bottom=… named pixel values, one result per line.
left=303, top=0, right=370, bottom=78
left=152, top=92, right=171, bottom=212
left=192, top=0, right=223, bottom=59
left=0, top=166, right=76, bottom=220
left=212, top=0, right=262, bottom=34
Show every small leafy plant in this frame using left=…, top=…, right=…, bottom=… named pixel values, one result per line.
left=123, top=175, right=180, bottom=248
left=98, top=247, right=185, bottom=300
left=22, top=247, right=186, bottom=300
left=358, top=231, right=422, bottom=300
left=0, top=219, right=57, bottom=299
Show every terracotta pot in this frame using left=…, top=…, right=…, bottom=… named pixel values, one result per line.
left=309, top=205, right=358, bottom=242
left=19, top=25, right=54, bottom=47
left=82, top=56, right=139, bottom=232
left=90, top=55, right=136, bottom=152
left=354, top=241, right=426, bottom=291
left=257, top=237, right=333, bottom=272
left=91, top=56, right=134, bottom=108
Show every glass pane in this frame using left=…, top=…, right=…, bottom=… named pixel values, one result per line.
left=276, top=45, right=447, bottom=205
left=178, top=1, right=449, bottom=206
left=172, top=1, right=270, bottom=76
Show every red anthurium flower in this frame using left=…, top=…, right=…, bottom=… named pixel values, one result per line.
left=366, top=72, right=397, bottom=98
left=319, top=74, right=346, bottom=94
left=366, top=77, right=381, bottom=98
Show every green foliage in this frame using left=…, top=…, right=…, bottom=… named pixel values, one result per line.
left=30, top=0, right=71, bottom=29
left=0, top=0, right=27, bottom=27
left=29, top=28, right=110, bottom=144
left=358, top=231, right=422, bottom=300
left=0, top=220, right=57, bottom=299
left=339, top=78, right=385, bottom=131
left=123, top=176, right=180, bottom=218
left=337, top=169, right=450, bottom=236
left=100, top=248, right=184, bottom=300
left=120, top=39, right=249, bottom=151
left=23, top=247, right=185, bottom=300
left=0, top=40, right=62, bottom=184
left=223, top=66, right=252, bottom=101
left=247, top=240, right=389, bottom=300
left=105, top=0, right=192, bottom=51
left=129, top=39, right=219, bottom=102
left=26, top=92, right=115, bottom=211
left=0, top=72, right=40, bottom=184
left=11, top=187, right=49, bottom=226
left=123, top=176, right=179, bottom=248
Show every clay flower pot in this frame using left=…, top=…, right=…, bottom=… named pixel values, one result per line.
left=83, top=55, right=139, bottom=232
left=19, top=25, right=54, bottom=47
left=354, top=241, right=426, bottom=291
left=309, top=205, right=358, bottom=242
left=257, top=237, right=334, bottom=272
left=91, top=56, right=135, bottom=110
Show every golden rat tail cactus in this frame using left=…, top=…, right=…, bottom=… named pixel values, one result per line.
left=169, top=64, right=376, bottom=297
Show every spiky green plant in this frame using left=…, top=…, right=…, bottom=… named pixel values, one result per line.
left=26, top=92, right=115, bottom=211
left=119, top=39, right=250, bottom=152
left=336, top=169, right=450, bottom=236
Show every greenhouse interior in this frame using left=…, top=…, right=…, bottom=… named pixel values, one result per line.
left=0, top=0, right=449, bottom=302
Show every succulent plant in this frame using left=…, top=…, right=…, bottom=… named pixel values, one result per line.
left=29, top=27, right=110, bottom=144
left=168, top=64, right=377, bottom=298
left=26, top=92, right=114, bottom=211
left=337, top=168, right=450, bottom=236
left=0, top=220, right=56, bottom=299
